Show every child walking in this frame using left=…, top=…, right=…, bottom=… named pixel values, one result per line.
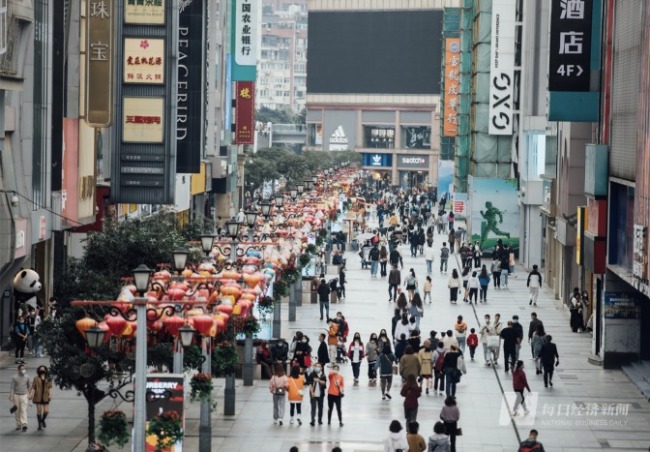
left=467, top=328, right=479, bottom=361
left=423, top=276, right=432, bottom=303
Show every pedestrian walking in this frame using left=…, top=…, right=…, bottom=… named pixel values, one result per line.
left=528, top=312, right=544, bottom=358
left=424, top=242, right=436, bottom=275
left=527, top=264, right=542, bottom=306
left=338, top=266, right=347, bottom=300
left=447, top=269, right=460, bottom=304
left=384, top=420, right=410, bottom=452
left=409, top=293, right=424, bottom=329
left=511, top=315, right=524, bottom=360
left=406, top=421, right=427, bottom=452
left=307, top=363, right=326, bottom=426
left=467, top=328, right=478, bottom=361
left=500, top=251, right=510, bottom=289
left=369, top=244, right=380, bottom=277
left=473, top=241, right=482, bottom=268
left=461, top=267, right=470, bottom=302
left=432, top=341, right=446, bottom=395
left=380, top=244, right=389, bottom=277
left=317, top=333, right=330, bottom=367
left=531, top=324, right=546, bottom=375
left=511, top=360, right=531, bottom=417
left=327, top=364, right=345, bottom=426
left=478, top=266, right=490, bottom=302
left=538, top=335, right=559, bottom=388
left=404, top=268, right=418, bottom=300
left=388, top=265, right=401, bottom=302
left=423, top=276, right=432, bottom=303
left=467, top=271, right=479, bottom=304
left=13, top=316, right=29, bottom=364
left=288, top=366, right=305, bottom=425
left=327, top=320, right=339, bottom=364
left=447, top=228, right=455, bottom=254
left=399, top=345, right=421, bottom=381
left=9, top=364, right=31, bottom=431
left=347, top=333, right=365, bottom=382
left=400, top=374, right=422, bottom=423
left=518, top=429, right=546, bottom=452
left=442, top=345, right=465, bottom=397
left=499, top=321, right=518, bottom=373
left=440, top=396, right=461, bottom=452
left=428, top=422, right=452, bottom=452
left=366, top=334, right=379, bottom=383
left=418, top=340, right=433, bottom=395
left=490, top=256, right=501, bottom=289
left=377, top=344, right=398, bottom=400
left=269, top=364, right=289, bottom=425
left=480, top=314, right=498, bottom=366
left=440, top=242, right=450, bottom=273
left=454, top=316, right=468, bottom=353
left=389, top=247, right=403, bottom=269
left=318, top=278, right=331, bottom=321
left=30, top=365, right=52, bottom=430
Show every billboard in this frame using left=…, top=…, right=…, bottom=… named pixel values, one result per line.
left=231, top=0, right=258, bottom=81
left=469, top=178, right=520, bottom=254
left=361, top=153, right=392, bottom=168
left=177, top=0, right=205, bottom=173
left=234, top=81, right=255, bottom=144
left=307, top=10, right=443, bottom=95
left=443, top=38, right=460, bottom=137
left=488, top=0, right=516, bottom=135
left=145, top=374, right=185, bottom=452
left=397, top=155, right=429, bottom=169
left=85, top=0, right=113, bottom=127
left=437, top=159, right=454, bottom=198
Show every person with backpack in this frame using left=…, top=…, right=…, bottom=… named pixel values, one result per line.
left=404, top=269, right=418, bottom=301
left=518, top=429, right=546, bottom=452
left=440, top=242, right=450, bottom=274
left=431, top=341, right=446, bottom=396
left=466, top=328, right=479, bottom=361
left=369, top=244, right=381, bottom=277
left=388, top=265, right=401, bottom=302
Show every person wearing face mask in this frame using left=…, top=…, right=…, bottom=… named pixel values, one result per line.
left=307, top=364, right=327, bottom=426
left=30, top=365, right=52, bottom=430
left=511, top=315, right=524, bottom=360
left=317, top=333, right=330, bottom=367
left=13, top=316, right=29, bottom=364
left=10, top=364, right=31, bottom=431
left=327, top=364, right=345, bottom=426
left=347, top=333, right=365, bottom=383
left=366, top=334, right=379, bottom=383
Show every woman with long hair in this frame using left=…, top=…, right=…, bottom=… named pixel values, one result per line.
left=400, top=374, right=422, bottom=423
left=440, top=396, right=461, bottom=452
left=447, top=269, right=461, bottom=304
left=269, top=364, right=289, bottom=425
left=409, top=293, right=424, bottom=329
left=30, top=365, right=53, bottom=430
left=287, top=365, right=305, bottom=425
left=347, top=332, right=365, bottom=383
left=531, top=324, right=546, bottom=375
left=404, top=268, right=418, bottom=300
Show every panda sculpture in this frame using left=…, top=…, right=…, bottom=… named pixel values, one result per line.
left=13, top=268, right=42, bottom=316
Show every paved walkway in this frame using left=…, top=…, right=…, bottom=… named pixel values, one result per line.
left=2, top=228, right=650, bottom=451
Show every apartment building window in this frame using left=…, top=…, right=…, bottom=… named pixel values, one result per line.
left=0, top=0, right=7, bottom=55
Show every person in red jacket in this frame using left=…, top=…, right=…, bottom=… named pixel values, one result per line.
left=466, top=328, right=479, bottom=361
left=511, top=360, right=531, bottom=417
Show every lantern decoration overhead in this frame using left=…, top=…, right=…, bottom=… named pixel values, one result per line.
left=163, top=315, right=186, bottom=337
left=105, top=315, right=128, bottom=336
left=75, top=317, right=98, bottom=338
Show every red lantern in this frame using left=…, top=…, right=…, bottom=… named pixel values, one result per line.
left=105, top=316, right=128, bottom=336
left=163, top=315, right=185, bottom=337
left=216, top=304, right=233, bottom=315
left=75, top=317, right=97, bottom=338
left=149, top=320, right=164, bottom=332
left=192, top=315, right=215, bottom=336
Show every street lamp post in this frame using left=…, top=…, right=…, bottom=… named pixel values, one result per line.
left=131, top=264, right=153, bottom=452
left=224, top=222, right=241, bottom=414
left=172, top=249, right=189, bottom=374
left=245, top=210, right=258, bottom=242
left=198, top=333, right=212, bottom=452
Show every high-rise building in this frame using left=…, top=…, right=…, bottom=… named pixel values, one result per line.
left=257, top=0, right=308, bottom=113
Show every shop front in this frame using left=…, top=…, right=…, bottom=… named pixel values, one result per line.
left=397, top=154, right=432, bottom=191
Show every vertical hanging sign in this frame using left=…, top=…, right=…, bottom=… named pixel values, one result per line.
left=488, top=0, right=516, bottom=135
left=85, top=0, right=114, bottom=127
left=177, top=0, right=205, bottom=174
left=234, top=81, right=255, bottom=144
left=443, top=38, right=460, bottom=137
left=231, top=0, right=258, bottom=81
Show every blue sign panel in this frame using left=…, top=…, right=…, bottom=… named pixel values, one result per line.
left=362, top=153, right=392, bottom=168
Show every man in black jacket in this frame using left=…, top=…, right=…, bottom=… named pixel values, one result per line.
left=317, top=333, right=330, bottom=367
left=538, top=335, right=559, bottom=388
left=511, top=315, right=524, bottom=360
left=318, top=279, right=330, bottom=321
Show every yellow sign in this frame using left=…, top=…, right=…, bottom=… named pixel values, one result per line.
left=125, top=0, right=165, bottom=25
left=86, top=0, right=114, bottom=126
left=122, top=97, right=165, bottom=143
left=124, top=38, right=165, bottom=84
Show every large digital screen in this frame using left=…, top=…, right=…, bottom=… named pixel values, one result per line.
left=307, top=10, right=443, bottom=95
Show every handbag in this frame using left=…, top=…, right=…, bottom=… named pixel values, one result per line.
left=290, top=378, right=304, bottom=398
left=10, top=405, right=17, bottom=414
left=272, top=377, right=286, bottom=395
left=392, top=364, right=398, bottom=375
left=456, top=427, right=463, bottom=436
left=487, top=335, right=500, bottom=349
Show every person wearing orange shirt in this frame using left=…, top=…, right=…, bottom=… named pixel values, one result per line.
left=287, top=366, right=305, bottom=425
left=327, top=320, right=339, bottom=364
left=327, top=364, right=345, bottom=426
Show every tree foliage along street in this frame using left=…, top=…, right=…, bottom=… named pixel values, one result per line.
left=244, top=148, right=360, bottom=192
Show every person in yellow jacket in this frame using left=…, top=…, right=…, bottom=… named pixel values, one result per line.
left=287, top=366, right=305, bottom=425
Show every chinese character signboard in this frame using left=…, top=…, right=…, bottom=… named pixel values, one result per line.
left=488, top=0, right=516, bottom=135
left=443, top=38, right=460, bottom=137
left=124, top=38, right=165, bottom=84
left=126, top=0, right=165, bottom=25
left=549, top=0, right=593, bottom=92
left=86, top=0, right=113, bottom=127
left=145, top=374, right=185, bottom=452
left=234, top=82, right=255, bottom=144
left=123, top=97, right=165, bottom=143
left=177, top=0, right=205, bottom=173
left=633, top=224, right=648, bottom=279
left=231, top=0, right=258, bottom=81
left=604, top=292, right=639, bottom=319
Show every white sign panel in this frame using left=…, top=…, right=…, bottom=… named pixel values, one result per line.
left=488, top=0, right=516, bottom=135
left=234, top=0, right=258, bottom=66
left=329, top=125, right=349, bottom=151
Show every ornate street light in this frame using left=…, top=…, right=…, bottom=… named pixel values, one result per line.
left=132, top=264, right=153, bottom=296
left=172, top=248, right=189, bottom=272
left=304, top=180, right=313, bottom=191
left=85, top=326, right=106, bottom=350
left=178, top=324, right=196, bottom=348
left=275, top=194, right=284, bottom=208
left=260, top=201, right=273, bottom=219
left=297, top=183, right=305, bottom=195
left=200, top=234, right=215, bottom=256
left=226, top=219, right=242, bottom=240
left=245, top=210, right=259, bottom=228
left=289, top=187, right=298, bottom=201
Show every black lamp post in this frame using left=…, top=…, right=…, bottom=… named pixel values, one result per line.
left=85, top=326, right=106, bottom=351
left=200, top=234, right=215, bottom=258
left=172, top=248, right=189, bottom=273
left=245, top=210, right=259, bottom=241
left=275, top=194, right=284, bottom=208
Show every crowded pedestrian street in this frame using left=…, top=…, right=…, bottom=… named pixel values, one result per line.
left=2, top=220, right=650, bottom=451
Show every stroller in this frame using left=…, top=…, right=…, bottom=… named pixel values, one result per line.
left=336, top=337, right=349, bottom=364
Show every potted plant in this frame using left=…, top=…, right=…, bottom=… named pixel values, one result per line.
left=190, top=373, right=213, bottom=402
left=257, top=296, right=274, bottom=315
left=97, top=410, right=130, bottom=450
left=298, top=253, right=311, bottom=268
left=147, top=410, right=184, bottom=452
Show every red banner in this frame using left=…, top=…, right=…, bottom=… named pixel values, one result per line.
left=234, top=81, right=255, bottom=144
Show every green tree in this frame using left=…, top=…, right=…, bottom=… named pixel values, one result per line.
left=255, top=106, right=293, bottom=124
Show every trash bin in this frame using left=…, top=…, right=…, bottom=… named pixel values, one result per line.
left=330, top=290, right=338, bottom=304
